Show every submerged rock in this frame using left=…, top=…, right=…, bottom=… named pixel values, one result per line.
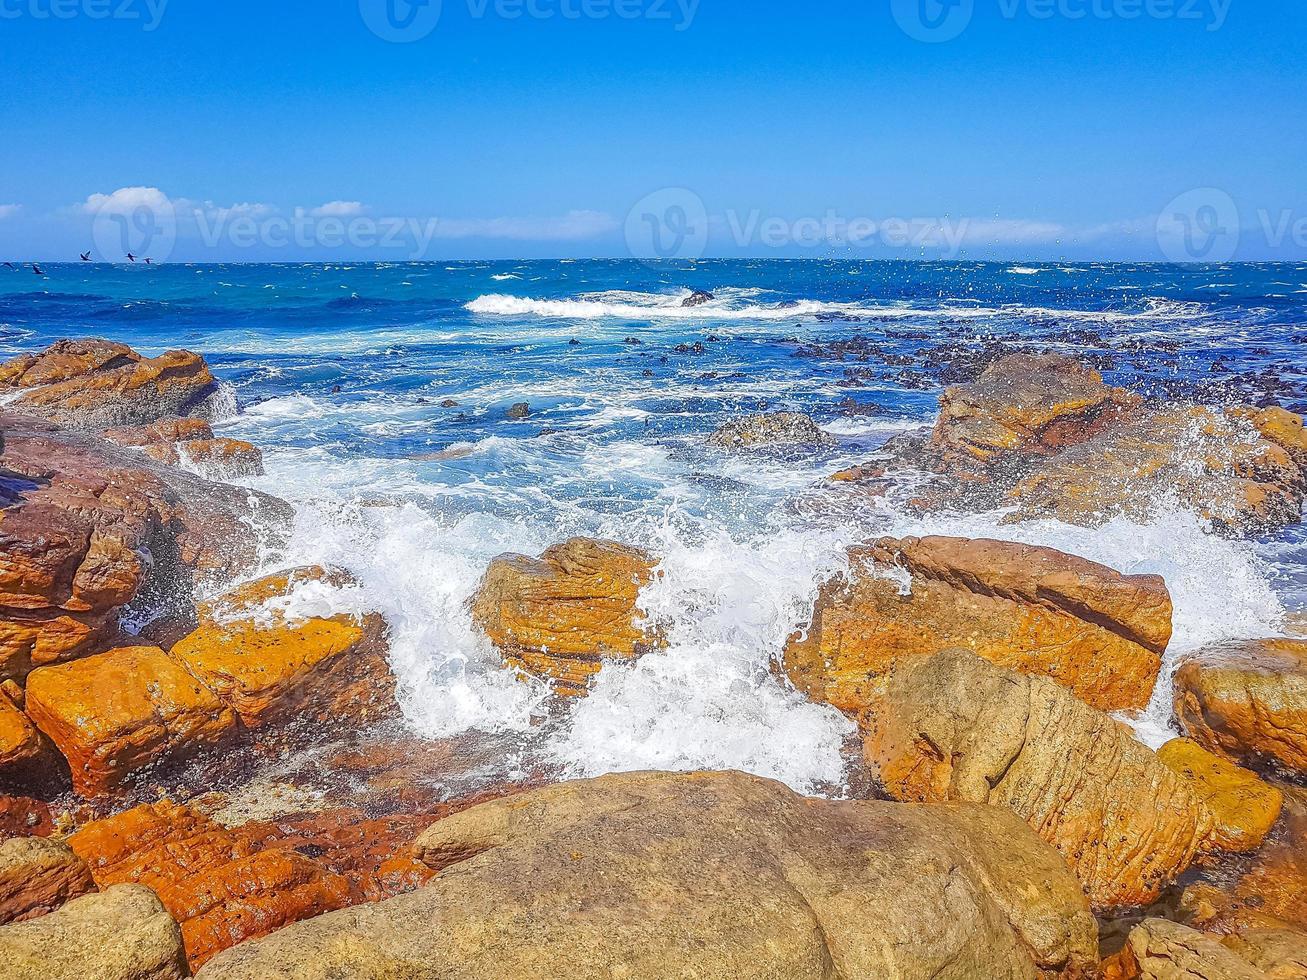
left=0, top=883, right=187, bottom=980
left=1174, top=637, right=1307, bottom=778
left=196, top=770, right=1098, bottom=979
left=783, top=535, right=1171, bottom=714
left=862, top=647, right=1218, bottom=911
left=0, top=340, right=220, bottom=431
left=681, top=289, right=714, bottom=307
left=470, top=538, right=660, bottom=696
left=505, top=402, right=530, bottom=419
left=707, top=411, right=837, bottom=450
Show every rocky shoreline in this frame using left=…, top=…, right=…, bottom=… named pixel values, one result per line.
left=2, top=338, right=1307, bottom=977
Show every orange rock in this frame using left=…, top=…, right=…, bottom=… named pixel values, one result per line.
left=24, top=646, right=237, bottom=797
left=169, top=567, right=395, bottom=729
left=784, top=535, right=1170, bottom=714
left=67, top=799, right=438, bottom=970
left=470, top=537, right=660, bottom=696
left=143, top=438, right=264, bottom=478
left=1158, top=737, right=1283, bottom=852
left=862, top=647, right=1217, bottom=911
left=3, top=343, right=218, bottom=432
left=0, top=690, right=44, bottom=778
left=1174, top=638, right=1307, bottom=778
left=0, top=836, right=96, bottom=924
left=103, top=417, right=215, bottom=447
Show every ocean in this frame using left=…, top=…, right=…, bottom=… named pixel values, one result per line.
left=2, top=258, right=1304, bottom=795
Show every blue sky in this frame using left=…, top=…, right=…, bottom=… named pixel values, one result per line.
left=2, top=0, right=1304, bottom=260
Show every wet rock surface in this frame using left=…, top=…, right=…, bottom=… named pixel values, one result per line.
left=707, top=411, right=837, bottom=450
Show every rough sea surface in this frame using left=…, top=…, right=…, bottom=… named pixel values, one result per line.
left=2, top=259, right=1304, bottom=794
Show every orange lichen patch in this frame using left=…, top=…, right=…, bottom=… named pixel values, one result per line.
left=470, top=538, right=660, bottom=696
left=784, top=534, right=1170, bottom=715
left=24, top=646, right=237, bottom=798
left=1174, top=638, right=1307, bottom=777
left=68, top=801, right=356, bottom=970
left=1157, top=737, right=1283, bottom=852
left=0, top=690, right=45, bottom=777
left=169, top=567, right=395, bottom=729
left=142, top=438, right=264, bottom=478
left=0, top=339, right=136, bottom=389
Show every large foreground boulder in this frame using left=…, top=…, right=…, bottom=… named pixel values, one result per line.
left=0, top=339, right=219, bottom=431
left=470, top=538, right=660, bottom=696
left=862, top=647, right=1217, bottom=911
left=169, top=566, right=395, bottom=729
left=24, top=645, right=238, bottom=798
left=784, top=535, right=1171, bottom=714
left=197, top=770, right=1098, bottom=979
left=885, top=354, right=1307, bottom=535
left=1174, top=638, right=1307, bottom=778
left=0, top=883, right=187, bottom=980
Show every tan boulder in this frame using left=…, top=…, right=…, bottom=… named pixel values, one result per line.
left=24, top=646, right=237, bottom=797
left=470, top=538, right=660, bottom=696
left=862, top=647, right=1217, bottom=910
left=1158, top=738, right=1283, bottom=852
left=1117, top=918, right=1266, bottom=979
left=0, top=883, right=187, bottom=980
left=197, top=770, right=1098, bottom=979
left=0, top=836, right=96, bottom=924
left=1, top=341, right=219, bottom=431
left=169, top=567, right=394, bottom=729
left=1174, top=638, right=1307, bottom=778
left=784, top=535, right=1170, bottom=714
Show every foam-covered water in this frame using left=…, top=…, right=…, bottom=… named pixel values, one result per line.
left=2, top=259, right=1304, bottom=794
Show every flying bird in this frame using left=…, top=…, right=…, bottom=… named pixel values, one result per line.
left=127, top=253, right=136, bottom=262
left=32, top=264, right=45, bottom=276
left=144, top=257, right=153, bottom=265
left=80, top=252, right=91, bottom=261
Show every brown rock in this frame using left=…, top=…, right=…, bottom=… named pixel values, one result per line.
left=169, top=567, right=395, bottom=729
left=470, top=538, right=660, bottom=696
left=784, top=535, right=1170, bottom=714
left=196, top=770, right=1098, bottom=979
left=1, top=413, right=291, bottom=684
left=142, top=438, right=264, bottom=478
left=103, top=417, right=215, bottom=447
left=69, top=801, right=358, bottom=970
left=0, top=689, right=45, bottom=778
left=1174, top=638, right=1307, bottom=778
left=1, top=341, right=219, bottom=431
left=862, top=647, right=1217, bottom=910
left=1158, top=737, right=1283, bottom=853
left=0, top=796, right=53, bottom=839
left=0, top=836, right=96, bottom=924
left=1221, top=928, right=1307, bottom=978
left=891, top=354, right=1307, bottom=535
left=24, top=646, right=237, bottom=798
left=0, top=883, right=188, bottom=980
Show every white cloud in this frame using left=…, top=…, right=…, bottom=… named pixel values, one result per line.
left=310, top=200, right=368, bottom=218
left=198, top=201, right=277, bottom=221
left=956, top=219, right=1068, bottom=245
left=429, top=210, right=618, bottom=241
left=77, top=186, right=177, bottom=216
left=0, top=204, right=21, bottom=220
